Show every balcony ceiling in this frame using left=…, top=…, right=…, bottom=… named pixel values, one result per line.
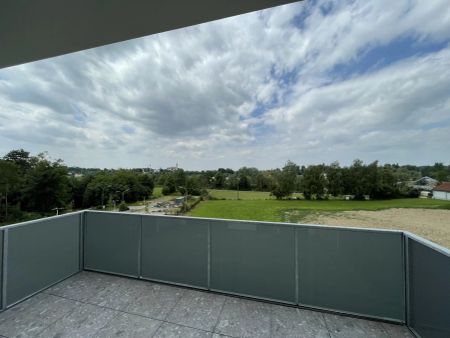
left=0, top=0, right=298, bottom=70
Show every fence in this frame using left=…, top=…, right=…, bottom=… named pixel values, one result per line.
left=1, top=210, right=449, bottom=337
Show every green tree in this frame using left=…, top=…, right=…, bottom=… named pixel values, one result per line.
left=302, top=164, right=327, bottom=200
left=22, top=157, right=70, bottom=212
left=0, top=160, right=21, bottom=220
left=3, top=149, right=34, bottom=172
left=271, top=161, right=300, bottom=199
left=326, top=162, right=343, bottom=197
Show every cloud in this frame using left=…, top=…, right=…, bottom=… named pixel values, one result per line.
left=0, top=0, right=449, bottom=169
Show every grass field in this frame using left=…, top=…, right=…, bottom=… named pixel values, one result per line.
left=208, top=189, right=274, bottom=200
left=208, top=189, right=303, bottom=200
left=189, top=198, right=450, bottom=222
left=153, top=186, right=163, bottom=198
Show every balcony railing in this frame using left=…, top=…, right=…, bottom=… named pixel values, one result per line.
left=0, top=210, right=448, bottom=337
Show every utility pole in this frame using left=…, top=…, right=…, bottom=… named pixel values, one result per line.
left=237, top=177, right=240, bottom=200
left=5, top=183, right=8, bottom=220
left=178, top=186, right=188, bottom=213
left=116, top=188, right=130, bottom=202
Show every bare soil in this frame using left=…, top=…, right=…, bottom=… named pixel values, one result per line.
left=302, top=208, right=450, bottom=249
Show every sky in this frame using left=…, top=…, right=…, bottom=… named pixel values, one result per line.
left=1, top=0, right=450, bottom=170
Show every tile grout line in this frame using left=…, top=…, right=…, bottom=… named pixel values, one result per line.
left=320, top=312, right=333, bottom=338
left=89, top=309, right=123, bottom=337
left=211, top=295, right=228, bottom=334
left=269, top=302, right=274, bottom=338
left=161, top=287, right=188, bottom=322
left=29, top=295, right=82, bottom=337
left=45, top=290, right=219, bottom=336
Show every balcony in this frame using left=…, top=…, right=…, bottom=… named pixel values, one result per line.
left=0, top=211, right=448, bottom=337
left=0, top=270, right=413, bottom=338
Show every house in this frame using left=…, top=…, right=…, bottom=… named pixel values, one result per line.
left=408, top=176, right=438, bottom=192
left=174, top=196, right=187, bottom=205
left=433, top=182, right=450, bottom=200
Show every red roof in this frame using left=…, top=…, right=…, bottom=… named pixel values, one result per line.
left=434, top=182, right=450, bottom=192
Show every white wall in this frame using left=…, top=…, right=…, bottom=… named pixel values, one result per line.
left=433, top=191, right=449, bottom=200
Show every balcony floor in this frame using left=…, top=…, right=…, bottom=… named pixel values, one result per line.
left=0, top=271, right=413, bottom=338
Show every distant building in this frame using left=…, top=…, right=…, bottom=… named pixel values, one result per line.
left=166, top=162, right=179, bottom=172
left=174, top=196, right=187, bottom=205
left=408, top=176, right=438, bottom=192
left=433, top=182, right=450, bottom=200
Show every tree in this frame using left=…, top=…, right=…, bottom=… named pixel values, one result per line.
left=0, top=160, right=21, bottom=220
left=271, top=161, right=300, bottom=199
left=162, top=175, right=177, bottom=195
left=302, top=164, right=327, bottom=199
left=371, top=164, right=398, bottom=199
left=3, top=149, right=33, bottom=172
left=212, top=172, right=225, bottom=189
left=22, top=157, right=70, bottom=212
left=326, top=162, right=343, bottom=197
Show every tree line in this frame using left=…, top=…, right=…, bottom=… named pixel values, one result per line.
left=158, top=160, right=449, bottom=200
left=0, top=149, right=155, bottom=223
left=1, top=148, right=449, bottom=223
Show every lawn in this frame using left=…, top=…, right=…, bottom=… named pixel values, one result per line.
left=208, top=189, right=304, bottom=200
left=153, top=186, right=163, bottom=198
left=189, top=198, right=450, bottom=222
left=208, top=189, right=274, bottom=200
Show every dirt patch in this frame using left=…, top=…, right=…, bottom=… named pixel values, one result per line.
left=302, top=208, right=450, bottom=249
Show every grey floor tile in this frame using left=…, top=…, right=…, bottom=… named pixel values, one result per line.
left=125, top=283, right=186, bottom=320
left=166, top=290, right=226, bottom=331
left=153, top=322, right=212, bottom=338
left=37, top=302, right=118, bottom=338
left=0, top=293, right=78, bottom=338
left=88, top=275, right=148, bottom=310
left=271, top=306, right=330, bottom=338
left=45, top=271, right=117, bottom=303
left=215, top=298, right=271, bottom=338
left=93, top=312, right=162, bottom=338
left=381, top=323, right=414, bottom=338
left=324, top=314, right=388, bottom=338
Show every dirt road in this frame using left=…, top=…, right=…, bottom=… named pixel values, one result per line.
left=302, top=208, right=450, bottom=249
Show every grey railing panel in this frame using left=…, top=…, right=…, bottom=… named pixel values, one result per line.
left=141, top=216, right=209, bottom=287
left=84, top=212, right=140, bottom=277
left=297, top=227, right=405, bottom=321
left=0, top=230, right=3, bottom=309
left=407, top=236, right=450, bottom=338
left=210, top=220, right=296, bottom=303
left=6, top=214, right=80, bottom=306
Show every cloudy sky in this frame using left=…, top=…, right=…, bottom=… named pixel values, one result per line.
left=1, top=0, right=450, bottom=170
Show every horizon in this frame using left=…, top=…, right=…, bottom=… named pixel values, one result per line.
left=1, top=0, right=450, bottom=170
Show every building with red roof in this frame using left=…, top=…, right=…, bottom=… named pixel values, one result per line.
left=432, top=182, right=450, bottom=200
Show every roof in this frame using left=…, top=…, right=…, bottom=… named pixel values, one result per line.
left=0, top=0, right=297, bottom=69
left=414, top=176, right=438, bottom=185
left=434, top=182, right=450, bottom=192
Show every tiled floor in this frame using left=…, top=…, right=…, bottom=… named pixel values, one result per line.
left=0, top=271, right=414, bottom=338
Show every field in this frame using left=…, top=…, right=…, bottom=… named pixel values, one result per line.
left=208, top=189, right=274, bottom=200
left=189, top=197, right=450, bottom=248
left=208, top=189, right=303, bottom=200
left=190, top=198, right=450, bottom=221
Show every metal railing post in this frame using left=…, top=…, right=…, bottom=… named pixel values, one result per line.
left=2, top=229, right=9, bottom=310
left=295, top=226, right=299, bottom=304
left=207, top=221, right=211, bottom=290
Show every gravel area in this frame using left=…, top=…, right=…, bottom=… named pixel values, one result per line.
left=303, top=208, right=450, bottom=249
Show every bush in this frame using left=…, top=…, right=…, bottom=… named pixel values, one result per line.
left=118, top=201, right=129, bottom=212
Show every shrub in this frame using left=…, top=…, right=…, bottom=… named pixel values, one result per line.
left=118, top=201, right=129, bottom=212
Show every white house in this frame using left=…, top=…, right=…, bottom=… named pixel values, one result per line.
left=432, top=182, right=450, bottom=200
